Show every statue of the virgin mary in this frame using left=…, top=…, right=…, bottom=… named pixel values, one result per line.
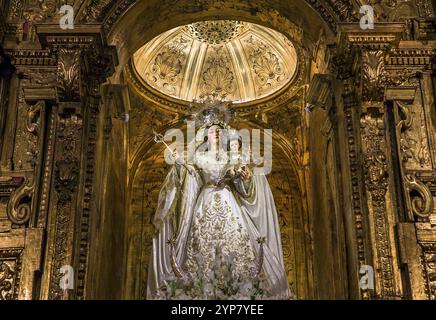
left=147, top=105, right=290, bottom=299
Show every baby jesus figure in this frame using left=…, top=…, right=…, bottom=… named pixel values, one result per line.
left=225, top=134, right=252, bottom=183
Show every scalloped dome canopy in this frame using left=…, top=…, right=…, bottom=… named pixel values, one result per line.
left=133, top=20, right=298, bottom=104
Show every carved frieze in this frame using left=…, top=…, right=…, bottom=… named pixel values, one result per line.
left=395, top=100, right=432, bottom=170
left=0, top=248, right=23, bottom=300
left=20, top=70, right=56, bottom=102
left=420, top=243, right=436, bottom=299
left=361, top=111, right=397, bottom=298
left=49, top=113, right=82, bottom=300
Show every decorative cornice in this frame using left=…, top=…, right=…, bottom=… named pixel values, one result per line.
left=91, top=0, right=356, bottom=35
left=387, top=44, right=436, bottom=68
left=340, top=23, right=404, bottom=50
left=36, top=24, right=107, bottom=50
left=5, top=49, right=57, bottom=67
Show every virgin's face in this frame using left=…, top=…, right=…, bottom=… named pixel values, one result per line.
left=207, top=125, right=222, bottom=145
left=230, top=140, right=240, bottom=153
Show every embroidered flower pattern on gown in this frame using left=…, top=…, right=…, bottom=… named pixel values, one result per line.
left=186, top=192, right=256, bottom=278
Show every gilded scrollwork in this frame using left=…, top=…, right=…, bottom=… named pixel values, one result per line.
left=7, top=0, right=23, bottom=20
left=424, top=251, right=436, bottom=299
left=404, top=174, right=434, bottom=220
left=361, top=114, right=389, bottom=200
left=416, top=0, right=435, bottom=18
left=361, top=50, right=421, bottom=103
left=6, top=177, right=34, bottom=226
left=26, top=101, right=44, bottom=136
left=383, top=68, right=420, bottom=87
left=396, top=100, right=432, bottom=170
left=98, top=0, right=344, bottom=34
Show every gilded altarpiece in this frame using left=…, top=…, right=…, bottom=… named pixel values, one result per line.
left=0, top=0, right=435, bottom=300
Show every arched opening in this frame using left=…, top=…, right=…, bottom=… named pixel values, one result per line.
left=87, top=0, right=350, bottom=300
left=125, top=123, right=313, bottom=299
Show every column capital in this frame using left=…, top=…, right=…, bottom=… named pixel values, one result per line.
left=35, top=24, right=118, bottom=103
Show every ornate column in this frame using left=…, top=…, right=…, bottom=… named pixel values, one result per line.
left=331, top=23, right=410, bottom=299
left=0, top=44, right=58, bottom=299
left=36, top=25, right=117, bottom=300
left=329, top=38, right=374, bottom=299
left=335, top=21, right=436, bottom=299
left=383, top=37, right=436, bottom=300
left=353, top=28, right=404, bottom=300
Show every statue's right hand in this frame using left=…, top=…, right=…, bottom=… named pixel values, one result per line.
left=172, top=149, right=179, bottom=160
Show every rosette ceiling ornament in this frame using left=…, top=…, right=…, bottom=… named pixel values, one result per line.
left=133, top=20, right=298, bottom=104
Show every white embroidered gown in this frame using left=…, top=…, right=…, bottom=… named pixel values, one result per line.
left=147, top=149, right=290, bottom=299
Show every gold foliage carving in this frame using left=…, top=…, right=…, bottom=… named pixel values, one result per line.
left=58, top=49, right=81, bottom=102
left=0, top=249, right=23, bottom=301
left=244, top=35, right=286, bottom=96
left=199, top=47, right=236, bottom=100
left=396, top=101, right=431, bottom=170
left=146, top=36, right=189, bottom=96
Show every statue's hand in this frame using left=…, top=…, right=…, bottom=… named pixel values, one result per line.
left=238, top=166, right=252, bottom=181
left=171, top=149, right=180, bottom=162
